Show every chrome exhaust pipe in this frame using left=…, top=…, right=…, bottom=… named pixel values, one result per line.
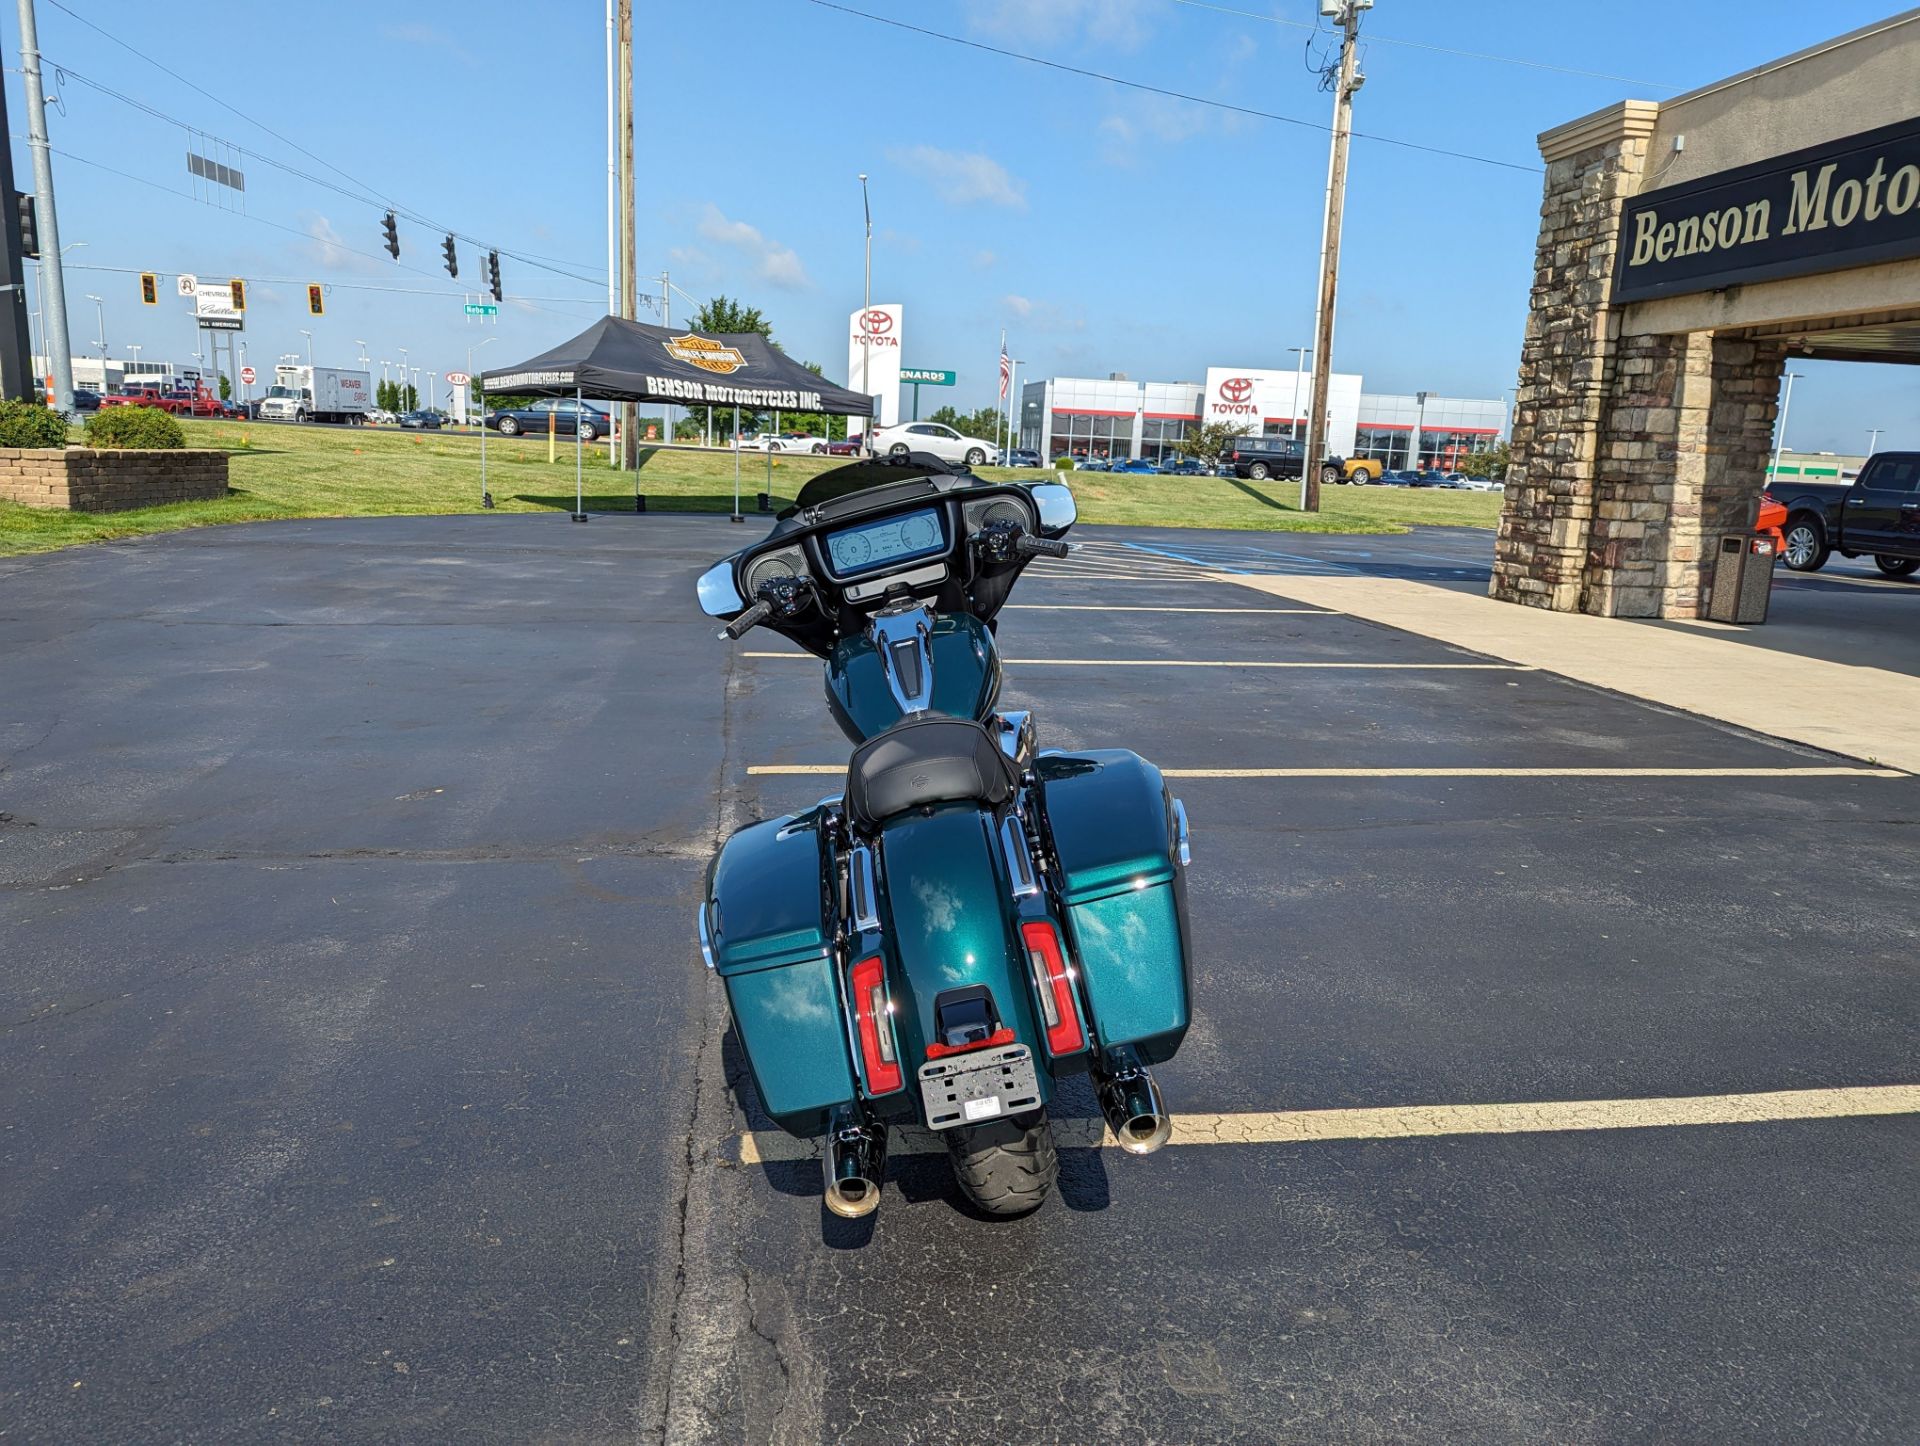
left=1098, top=1065, right=1173, bottom=1156
left=822, top=1113, right=887, bottom=1219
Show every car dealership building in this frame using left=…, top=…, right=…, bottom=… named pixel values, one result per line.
left=1015, top=370, right=1506, bottom=471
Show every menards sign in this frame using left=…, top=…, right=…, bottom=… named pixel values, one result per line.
left=1613, top=116, right=1920, bottom=303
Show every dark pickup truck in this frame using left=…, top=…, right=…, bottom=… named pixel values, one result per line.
left=1772, top=451, right=1920, bottom=578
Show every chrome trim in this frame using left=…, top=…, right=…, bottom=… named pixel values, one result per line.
left=1000, top=814, right=1039, bottom=899
left=848, top=845, right=881, bottom=934
left=1030, top=480, right=1077, bottom=535
left=1097, top=1065, right=1173, bottom=1156
left=823, top=1109, right=887, bottom=1219
left=993, top=710, right=1035, bottom=766
left=1172, top=798, right=1191, bottom=868
left=870, top=605, right=934, bottom=716
left=696, top=902, right=717, bottom=971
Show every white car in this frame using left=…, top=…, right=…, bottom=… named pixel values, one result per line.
left=871, top=421, right=998, bottom=467
left=739, top=431, right=828, bottom=454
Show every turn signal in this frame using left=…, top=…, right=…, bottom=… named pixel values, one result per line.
left=1020, top=921, right=1085, bottom=1056
left=850, top=955, right=902, bottom=1094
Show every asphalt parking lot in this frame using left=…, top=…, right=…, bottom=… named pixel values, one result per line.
left=3, top=515, right=1916, bottom=1443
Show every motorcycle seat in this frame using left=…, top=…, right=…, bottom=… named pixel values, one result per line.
left=846, top=716, right=1018, bottom=830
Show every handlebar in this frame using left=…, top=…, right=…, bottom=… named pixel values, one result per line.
left=720, top=600, right=773, bottom=640
left=1015, top=534, right=1072, bottom=560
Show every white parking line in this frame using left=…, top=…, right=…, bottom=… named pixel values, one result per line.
left=1003, top=605, right=1327, bottom=614
left=733, top=1082, right=1920, bottom=1163
left=745, top=764, right=1903, bottom=778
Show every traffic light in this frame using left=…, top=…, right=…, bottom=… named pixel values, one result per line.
left=307, top=284, right=324, bottom=316
left=442, top=234, right=458, bottom=278
left=140, top=272, right=158, bottom=305
left=229, top=278, right=246, bottom=313
left=381, top=210, right=400, bottom=260
left=14, top=192, right=37, bottom=259
left=487, top=250, right=501, bottom=303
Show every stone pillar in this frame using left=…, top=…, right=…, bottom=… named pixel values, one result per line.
left=1492, top=101, right=1659, bottom=612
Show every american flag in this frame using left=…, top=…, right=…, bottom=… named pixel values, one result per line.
left=998, top=342, right=1011, bottom=400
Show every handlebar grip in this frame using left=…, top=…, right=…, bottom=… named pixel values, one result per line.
left=721, top=600, right=773, bottom=640
left=1015, top=534, right=1072, bottom=560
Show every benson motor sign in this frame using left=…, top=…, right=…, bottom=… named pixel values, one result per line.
left=1613, top=117, right=1920, bottom=304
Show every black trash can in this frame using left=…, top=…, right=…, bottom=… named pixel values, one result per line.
left=1705, top=533, right=1775, bottom=624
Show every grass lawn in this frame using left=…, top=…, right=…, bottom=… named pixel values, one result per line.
left=0, top=419, right=1500, bottom=557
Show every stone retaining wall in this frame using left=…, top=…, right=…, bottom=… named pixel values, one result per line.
left=0, top=448, right=230, bottom=513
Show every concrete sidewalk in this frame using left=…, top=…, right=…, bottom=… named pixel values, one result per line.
left=1221, top=572, right=1920, bottom=774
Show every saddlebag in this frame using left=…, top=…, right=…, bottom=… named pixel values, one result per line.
left=1033, top=750, right=1192, bottom=1065
left=703, top=808, right=856, bottom=1137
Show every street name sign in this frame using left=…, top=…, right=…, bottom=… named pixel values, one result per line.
left=465, top=303, right=499, bottom=317
left=901, top=368, right=955, bottom=385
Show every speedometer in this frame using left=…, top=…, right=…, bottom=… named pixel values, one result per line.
left=899, top=514, right=938, bottom=551
left=834, top=532, right=872, bottom=567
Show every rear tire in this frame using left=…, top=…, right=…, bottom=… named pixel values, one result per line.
left=946, top=1110, right=1057, bottom=1216
left=1248, top=461, right=1271, bottom=481
left=1782, top=514, right=1830, bottom=572
left=1874, top=555, right=1920, bottom=578
left=890, top=442, right=910, bottom=458
left=498, top=416, right=521, bottom=436
left=964, top=447, right=986, bottom=466
left=1320, top=463, right=1341, bottom=486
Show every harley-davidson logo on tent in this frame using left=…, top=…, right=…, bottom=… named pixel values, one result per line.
left=663, top=334, right=748, bottom=375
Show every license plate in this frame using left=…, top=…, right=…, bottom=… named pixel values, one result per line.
left=919, top=1042, right=1042, bottom=1131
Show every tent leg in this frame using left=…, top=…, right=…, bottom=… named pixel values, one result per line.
left=479, top=381, right=492, bottom=508
left=572, top=386, right=587, bottom=522
left=731, top=405, right=742, bottom=523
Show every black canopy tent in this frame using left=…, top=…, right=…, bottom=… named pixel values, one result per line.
left=478, top=315, right=876, bottom=520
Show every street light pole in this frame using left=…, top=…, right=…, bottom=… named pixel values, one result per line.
left=1770, top=372, right=1802, bottom=482
left=16, top=0, right=74, bottom=411
left=398, top=347, right=409, bottom=409
left=1286, top=346, right=1310, bottom=439
left=860, top=172, right=872, bottom=455
left=299, top=329, right=313, bottom=368
left=1867, top=427, right=1883, bottom=456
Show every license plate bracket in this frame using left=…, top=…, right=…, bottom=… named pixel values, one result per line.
left=919, top=1042, right=1042, bottom=1131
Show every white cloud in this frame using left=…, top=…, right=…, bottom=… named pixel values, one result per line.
left=888, top=145, right=1026, bottom=209
left=298, top=213, right=389, bottom=276
left=694, top=206, right=811, bottom=290
left=972, top=250, right=998, bottom=270
left=1099, top=96, right=1211, bottom=164
left=962, top=0, right=1159, bottom=50
left=1002, top=294, right=1085, bottom=333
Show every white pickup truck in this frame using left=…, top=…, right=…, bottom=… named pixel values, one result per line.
left=259, top=365, right=372, bottom=425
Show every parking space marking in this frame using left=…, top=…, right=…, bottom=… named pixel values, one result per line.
left=732, top=1082, right=1920, bottom=1163
left=743, top=653, right=1525, bottom=670
left=746, top=763, right=1902, bottom=777
left=1003, top=605, right=1327, bottom=614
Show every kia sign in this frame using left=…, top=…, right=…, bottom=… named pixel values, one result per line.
left=445, top=370, right=470, bottom=385
left=847, top=303, right=904, bottom=429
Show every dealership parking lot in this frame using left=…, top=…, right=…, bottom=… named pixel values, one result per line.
left=2, top=516, right=1915, bottom=1442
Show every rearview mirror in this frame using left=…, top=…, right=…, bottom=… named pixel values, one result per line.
left=696, top=561, right=745, bottom=617
left=1030, top=481, right=1077, bottom=536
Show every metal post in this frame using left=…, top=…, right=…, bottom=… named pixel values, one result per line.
left=1288, top=347, right=1309, bottom=439
left=479, top=373, right=491, bottom=507
left=1409, top=390, right=1428, bottom=474
left=617, top=0, right=637, bottom=470
left=16, top=0, right=70, bottom=410
left=859, top=173, right=871, bottom=455
left=1301, top=0, right=1362, bottom=513
left=1770, top=372, right=1802, bottom=483
left=1866, top=427, right=1882, bottom=457
left=572, top=385, right=586, bottom=521
left=0, top=56, right=33, bottom=400
left=731, top=404, right=742, bottom=522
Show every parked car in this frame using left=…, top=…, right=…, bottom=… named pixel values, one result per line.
left=739, top=431, right=828, bottom=453
left=398, top=410, right=444, bottom=430
left=827, top=436, right=863, bottom=456
left=1376, top=470, right=1417, bottom=486
left=1073, top=456, right=1113, bottom=472
left=1458, top=475, right=1498, bottom=491
left=488, top=398, right=610, bottom=440
left=870, top=420, right=998, bottom=467
left=1109, top=457, right=1159, bottom=474
left=1343, top=458, right=1383, bottom=483
left=1770, top=451, right=1920, bottom=577
left=1225, top=435, right=1346, bottom=486
left=998, top=447, right=1044, bottom=468
left=365, top=408, right=396, bottom=426
left=63, top=387, right=101, bottom=412
left=1159, top=455, right=1207, bottom=476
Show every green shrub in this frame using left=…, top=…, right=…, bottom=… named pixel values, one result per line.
left=84, top=406, right=187, bottom=450
left=0, top=399, right=70, bottom=449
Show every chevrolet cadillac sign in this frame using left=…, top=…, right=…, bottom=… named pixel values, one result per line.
left=1613, top=117, right=1920, bottom=303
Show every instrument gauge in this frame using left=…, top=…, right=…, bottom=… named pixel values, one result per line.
left=899, top=514, right=938, bottom=552
left=746, top=554, right=800, bottom=594
left=834, top=533, right=873, bottom=567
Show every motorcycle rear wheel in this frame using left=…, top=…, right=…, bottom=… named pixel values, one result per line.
left=946, top=1109, right=1058, bottom=1216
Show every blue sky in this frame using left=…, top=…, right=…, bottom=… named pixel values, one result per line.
left=8, top=0, right=1912, bottom=450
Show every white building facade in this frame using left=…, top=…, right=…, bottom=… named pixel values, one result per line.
left=1018, top=371, right=1506, bottom=470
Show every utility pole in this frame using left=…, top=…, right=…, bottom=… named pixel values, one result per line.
left=617, top=0, right=638, bottom=470
left=605, top=0, right=620, bottom=466
left=1300, top=0, right=1366, bottom=513
left=0, top=61, right=34, bottom=400
left=15, top=0, right=71, bottom=411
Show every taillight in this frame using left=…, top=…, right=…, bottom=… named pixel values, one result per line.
left=1020, top=921, right=1085, bottom=1055
left=850, top=955, right=902, bottom=1094
left=1760, top=490, right=1777, bottom=505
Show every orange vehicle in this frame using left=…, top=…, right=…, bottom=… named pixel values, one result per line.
left=1756, top=490, right=1787, bottom=555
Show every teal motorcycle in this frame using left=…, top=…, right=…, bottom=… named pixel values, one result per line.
left=696, top=455, right=1193, bottom=1218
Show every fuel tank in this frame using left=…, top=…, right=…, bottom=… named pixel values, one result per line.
left=826, top=613, right=1002, bottom=743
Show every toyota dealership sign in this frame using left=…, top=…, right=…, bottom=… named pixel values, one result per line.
left=847, top=303, right=904, bottom=429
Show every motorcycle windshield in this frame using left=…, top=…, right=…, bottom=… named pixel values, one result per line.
left=783, top=456, right=979, bottom=519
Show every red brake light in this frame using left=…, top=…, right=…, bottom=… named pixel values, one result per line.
left=1020, top=921, right=1085, bottom=1055
left=850, top=955, right=903, bottom=1094
left=1760, top=490, right=1777, bottom=505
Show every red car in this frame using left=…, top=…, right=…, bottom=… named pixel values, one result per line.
left=827, top=436, right=863, bottom=456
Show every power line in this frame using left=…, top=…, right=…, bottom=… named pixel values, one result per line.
left=63, top=262, right=601, bottom=306
left=36, top=0, right=609, bottom=286
left=803, top=0, right=1540, bottom=173
left=1166, top=0, right=1679, bottom=89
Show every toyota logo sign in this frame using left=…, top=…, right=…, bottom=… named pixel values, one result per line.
left=860, top=309, right=894, bottom=336
left=1220, top=377, right=1254, bottom=403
